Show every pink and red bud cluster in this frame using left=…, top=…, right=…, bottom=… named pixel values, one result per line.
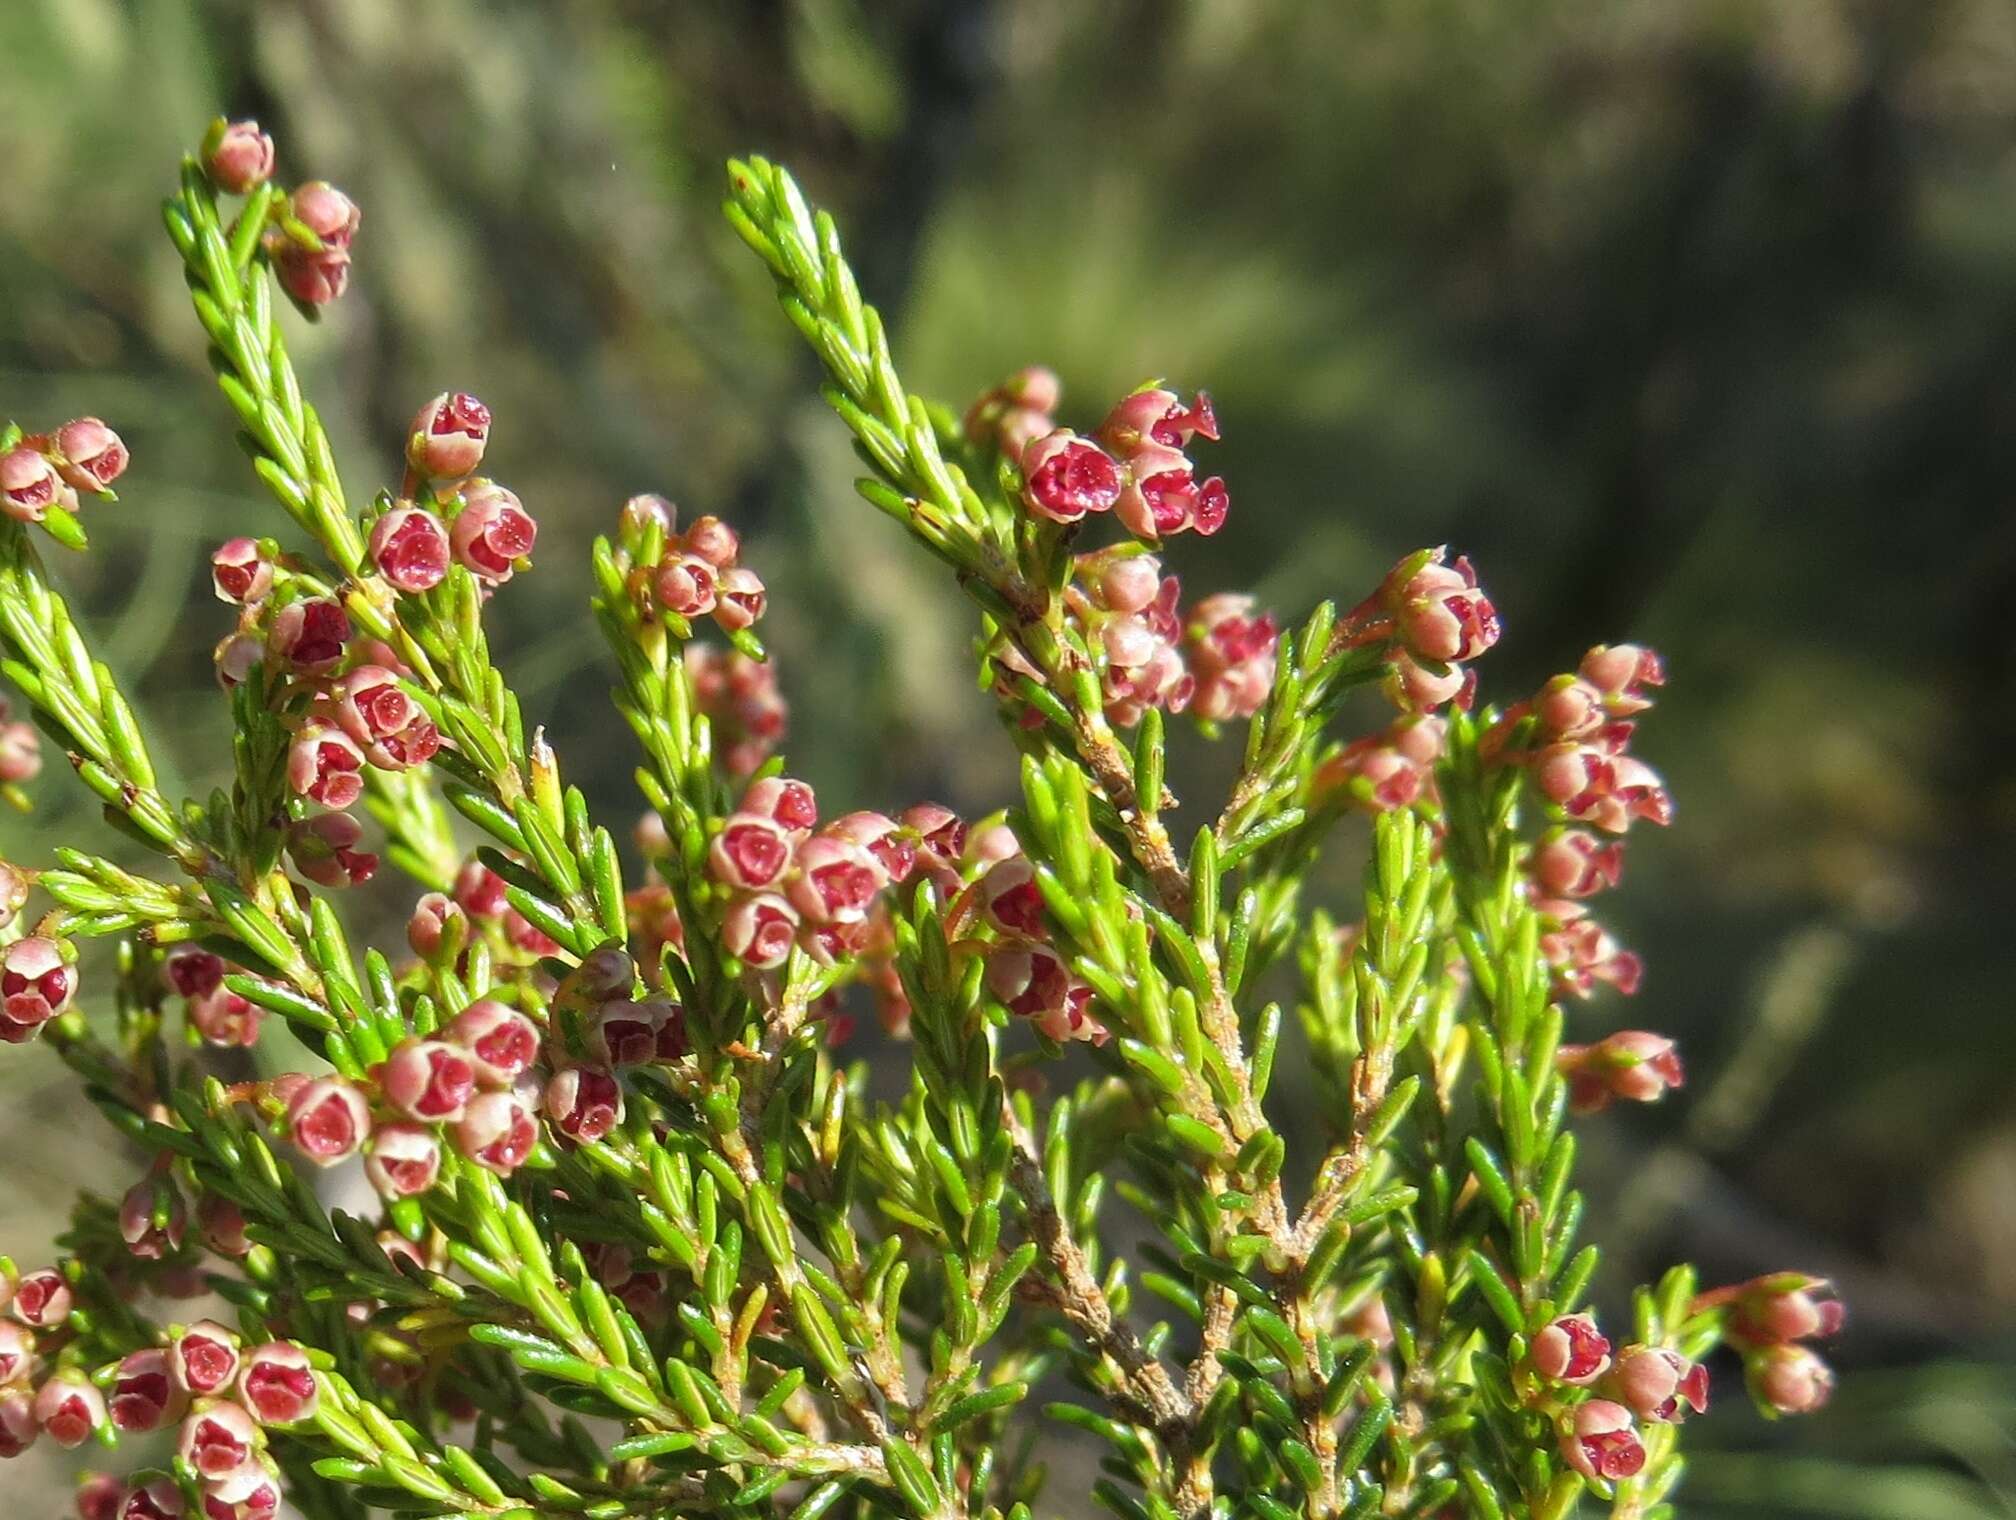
left=1529, top=1312, right=1708, bottom=1483
left=1315, top=714, right=1447, bottom=814
left=1185, top=594, right=1279, bottom=722
left=1556, top=1030, right=1681, bottom=1113
left=282, top=995, right=543, bottom=1183
left=269, top=180, right=359, bottom=308
left=684, top=646, right=787, bottom=778
left=972, top=849, right=1103, bottom=1046
left=371, top=484, right=537, bottom=594
left=619, top=495, right=767, bottom=635
left=1697, top=1273, right=1843, bottom=1416
left=3, top=417, right=131, bottom=524
left=709, top=779, right=955, bottom=972
left=1014, top=384, right=1228, bottom=540
left=203, top=118, right=276, bottom=195
left=1341, top=548, right=1502, bottom=714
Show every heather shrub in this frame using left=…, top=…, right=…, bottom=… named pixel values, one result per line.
left=0, top=121, right=1838, bottom=1520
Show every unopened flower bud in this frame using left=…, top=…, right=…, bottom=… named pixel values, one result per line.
left=546, top=1067, right=623, bottom=1143
left=0, top=1321, right=31, bottom=1384
left=0, top=862, right=26, bottom=929
left=276, top=246, right=350, bottom=306
left=406, top=392, right=490, bottom=481
left=621, top=493, right=675, bottom=545
left=0, top=720, right=39, bottom=790
left=1530, top=1313, right=1611, bottom=1385
left=197, top=1197, right=250, bottom=1258
left=214, top=631, right=263, bottom=688
left=290, top=182, right=358, bottom=248
left=368, top=505, right=451, bottom=594
left=168, top=1321, right=241, bottom=1397
left=682, top=514, right=740, bottom=567
left=188, top=985, right=260, bottom=1047
left=52, top=418, right=129, bottom=493
left=1559, top=1399, right=1645, bottom=1481
left=1096, top=553, right=1163, bottom=613
left=205, top=119, right=275, bottom=193
left=0, top=1386, right=35, bottom=1457
left=76, top=1472, right=124, bottom=1520
left=568, top=945, right=636, bottom=1003
left=450, top=481, right=536, bottom=583
left=1579, top=644, right=1666, bottom=715
left=237, top=1342, right=318, bottom=1424
left=1718, top=1273, right=1846, bottom=1348
left=9, top=1268, right=69, bottom=1327
left=178, top=1398, right=258, bottom=1479
left=1, top=444, right=61, bottom=522
left=380, top=1038, right=476, bottom=1122
left=722, top=894, right=800, bottom=970
left=453, top=861, right=510, bottom=919
left=35, top=1373, right=107, bottom=1447
left=1020, top=429, right=1121, bottom=523
left=455, top=1089, right=537, bottom=1175
left=406, top=892, right=463, bottom=962
left=285, top=1078, right=370, bottom=1165
left=1380, top=549, right=1500, bottom=664
left=267, top=597, right=351, bottom=674
left=1746, top=1342, right=1834, bottom=1415
left=287, top=721, right=366, bottom=810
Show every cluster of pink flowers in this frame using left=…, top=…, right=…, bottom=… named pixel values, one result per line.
left=163, top=947, right=261, bottom=1048
left=1699, top=1273, right=1843, bottom=1416
left=281, top=991, right=544, bottom=1182
left=968, top=830, right=1104, bottom=1046
left=968, top=369, right=1228, bottom=540
left=203, top=117, right=356, bottom=315
left=621, top=494, right=768, bottom=635
left=683, top=647, right=787, bottom=778
left=1528, top=1311, right=1709, bottom=1483
left=1340, top=547, right=1503, bottom=713
left=707, top=777, right=960, bottom=972
left=369, top=392, right=538, bottom=591
left=2, top=416, right=129, bottom=524
left=1315, top=714, right=1446, bottom=814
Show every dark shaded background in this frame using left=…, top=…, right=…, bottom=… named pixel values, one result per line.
left=3, top=1, right=2012, bottom=1513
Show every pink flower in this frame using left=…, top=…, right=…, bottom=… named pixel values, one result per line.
left=210, top=538, right=273, bottom=604
left=110, top=1349, right=183, bottom=1432
left=454, top=861, right=510, bottom=918
left=76, top=1472, right=124, bottom=1520
left=1114, top=444, right=1224, bottom=539
left=711, top=812, right=794, bottom=890
left=455, top=1090, right=537, bottom=1175
left=332, top=665, right=439, bottom=769
left=979, top=856, right=1045, bottom=937
left=830, top=810, right=913, bottom=881
left=1098, top=387, right=1219, bottom=453
left=213, top=631, right=263, bottom=688
left=189, top=985, right=261, bottom=1047
left=9, top=1268, right=70, bottom=1327
left=722, top=894, right=800, bottom=970
left=287, top=721, right=367, bottom=810
left=178, top=1398, right=258, bottom=1479
left=0, top=719, right=40, bottom=788
left=1186, top=594, right=1278, bottom=722
left=1379, top=550, right=1500, bottom=664
left=406, top=892, right=464, bottom=960
left=205, top=119, right=275, bottom=194
left=0, top=1321, right=31, bottom=1385
left=682, top=515, right=741, bottom=568
left=1020, top=429, right=1122, bottom=523
left=53, top=417, right=129, bottom=493
left=1579, top=644, right=1666, bottom=716
left=1094, top=552, right=1164, bottom=614
left=1528, top=829, right=1623, bottom=898
left=1530, top=1313, right=1612, bottom=1385
left=0, top=444, right=62, bottom=522
left=168, top=1320, right=242, bottom=1397
left=118, top=1479, right=186, bottom=1520
left=742, top=776, right=819, bottom=835
left=713, top=566, right=767, bottom=632
left=364, top=1123, right=442, bottom=1200
left=198, top=1196, right=251, bottom=1258
left=1559, top=1399, right=1645, bottom=1482
left=370, top=506, right=451, bottom=593
left=3, top=936, right=76, bottom=1032
left=964, top=366, right=1060, bottom=454
left=1557, top=1030, right=1681, bottom=1113
left=267, top=597, right=351, bottom=674
left=443, top=999, right=541, bottom=1085
left=289, top=813, right=378, bottom=888
left=1746, top=1343, right=1834, bottom=1415
left=450, top=481, right=536, bottom=583
left=545, top=1067, right=624, bottom=1144
left=119, top=1175, right=188, bottom=1260
left=237, top=1342, right=319, bottom=1424
left=1611, top=1345, right=1709, bottom=1422
left=290, top=182, right=359, bottom=248
left=203, top=1462, right=282, bottom=1520
left=985, top=944, right=1101, bottom=1044
left=406, top=392, right=490, bottom=481
left=1532, top=743, right=1673, bottom=833
left=34, top=1373, right=107, bottom=1447
left=276, top=247, right=350, bottom=306
left=899, top=803, right=967, bottom=877
left=788, top=835, right=887, bottom=925
left=1715, top=1273, right=1846, bottom=1349
left=285, top=1077, right=370, bottom=1165
left=654, top=553, right=717, bottom=617
left=380, top=1038, right=477, bottom=1123
left=0, top=1387, right=34, bottom=1457
left=1536, top=899, right=1644, bottom=1001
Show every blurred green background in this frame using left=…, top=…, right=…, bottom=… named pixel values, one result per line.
left=3, top=0, right=2012, bottom=1513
